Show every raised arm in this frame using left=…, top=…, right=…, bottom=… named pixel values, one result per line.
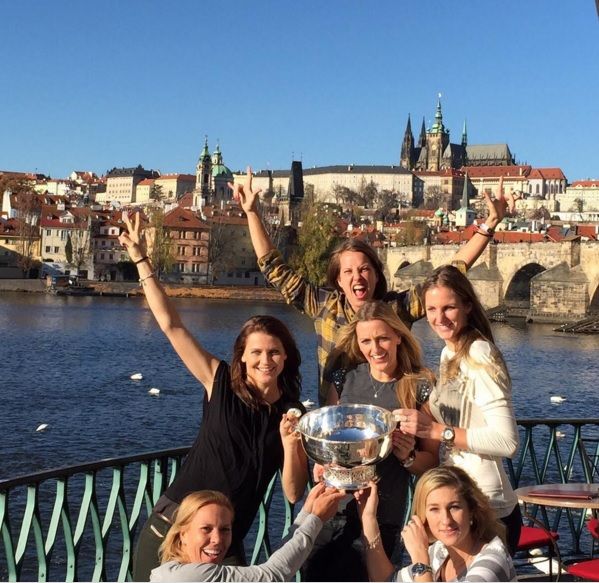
left=118, top=212, right=220, bottom=396
left=229, top=167, right=273, bottom=260
left=229, top=168, right=324, bottom=319
left=453, top=176, right=517, bottom=269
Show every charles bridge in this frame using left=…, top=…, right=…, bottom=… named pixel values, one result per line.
left=383, top=239, right=599, bottom=322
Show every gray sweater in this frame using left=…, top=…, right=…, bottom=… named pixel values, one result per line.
left=150, top=511, right=322, bottom=582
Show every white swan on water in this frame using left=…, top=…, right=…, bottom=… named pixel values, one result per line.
left=36, top=424, right=49, bottom=432
left=130, top=373, right=143, bottom=380
left=550, top=395, right=566, bottom=404
left=148, top=388, right=161, bottom=396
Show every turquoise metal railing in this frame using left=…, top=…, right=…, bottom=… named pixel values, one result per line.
left=2, top=418, right=599, bottom=581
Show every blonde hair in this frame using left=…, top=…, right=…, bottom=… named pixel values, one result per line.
left=335, top=300, right=434, bottom=408
left=159, top=490, right=234, bottom=564
left=412, top=466, right=506, bottom=545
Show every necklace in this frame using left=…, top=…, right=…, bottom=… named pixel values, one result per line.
left=368, top=371, right=397, bottom=399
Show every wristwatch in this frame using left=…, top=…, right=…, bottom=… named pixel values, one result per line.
left=411, top=562, right=433, bottom=577
left=401, top=448, right=416, bottom=468
left=441, top=426, right=455, bottom=446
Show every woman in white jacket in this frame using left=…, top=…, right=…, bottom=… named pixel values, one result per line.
left=395, top=265, right=521, bottom=554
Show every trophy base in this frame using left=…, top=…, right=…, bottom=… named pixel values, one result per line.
left=322, top=464, right=377, bottom=490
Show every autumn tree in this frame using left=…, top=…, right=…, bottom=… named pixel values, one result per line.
left=289, top=195, right=341, bottom=286
left=145, top=208, right=174, bottom=278
left=395, top=221, right=427, bottom=246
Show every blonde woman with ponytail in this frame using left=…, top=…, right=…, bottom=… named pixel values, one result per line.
left=303, top=300, right=438, bottom=581
left=395, top=265, right=521, bottom=556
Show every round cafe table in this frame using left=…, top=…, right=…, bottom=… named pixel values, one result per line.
left=515, top=483, right=599, bottom=510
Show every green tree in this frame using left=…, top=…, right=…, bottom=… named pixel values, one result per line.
left=290, top=197, right=340, bottom=286
left=65, top=233, right=73, bottom=264
left=149, top=183, right=165, bottom=202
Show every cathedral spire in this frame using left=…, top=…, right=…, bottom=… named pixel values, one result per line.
left=400, top=114, right=415, bottom=169
left=418, top=117, right=427, bottom=147
left=462, top=119, right=468, bottom=147
left=430, top=94, right=445, bottom=134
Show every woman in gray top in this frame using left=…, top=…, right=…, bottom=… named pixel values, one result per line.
left=358, top=466, right=516, bottom=582
left=150, top=483, right=344, bottom=582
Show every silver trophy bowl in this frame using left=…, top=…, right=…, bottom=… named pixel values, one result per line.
left=297, top=404, right=396, bottom=489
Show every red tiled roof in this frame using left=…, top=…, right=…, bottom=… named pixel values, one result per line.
left=528, top=168, right=566, bottom=180
left=577, top=225, right=598, bottom=240
left=461, top=165, right=531, bottom=178
left=163, top=206, right=208, bottom=229
left=178, top=192, right=194, bottom=208
left=157, top=174, right=196, bottom=181
left=137, top=178, right=155, bottom=186
left=570, top=180, right=599, bottom=188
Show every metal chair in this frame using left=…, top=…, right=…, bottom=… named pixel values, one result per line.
left=516, top=520, right=561, bottom=581
left=566, top=518, right=599, bottom=581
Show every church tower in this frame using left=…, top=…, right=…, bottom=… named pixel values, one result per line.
left=195, top=137, right=212, bottom=200
left=426, top=96, right=450, bottom=171
left=400, top=115, right=415, bottom=169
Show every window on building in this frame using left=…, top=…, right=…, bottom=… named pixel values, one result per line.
left=102, top=240, right=106, bottom=246
left=536, top=184, right=540, bottom=195
left=54, top=246, right=59, bottom=253
left=109, top=254, right=113, bottom=260
left=178, top=263, right=186, bottom=272
left=100, top=253, right=105, bottom=260
left=178, top=246, right=186, bottom=255
left=45, top=246, right=50, bottom=253
left=46, top=229, right=51, bottom=236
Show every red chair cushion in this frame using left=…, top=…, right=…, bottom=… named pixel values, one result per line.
left=517, top=525, right=560, bottom=551
left=587, top=518, right=599, bottom=539
left=567, top=558, right=599, bottom=580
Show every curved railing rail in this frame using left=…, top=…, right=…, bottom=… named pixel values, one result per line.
left=1, top=419, right=598, bottom=581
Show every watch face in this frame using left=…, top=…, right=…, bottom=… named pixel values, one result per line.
left=443, top=427, right=455, bottom=441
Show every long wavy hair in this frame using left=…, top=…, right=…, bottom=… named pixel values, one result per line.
left=334, top=300, right=434, bottom=408
left=421, top=265, right=508, bottom=383
left=159, top=490, right=234, bottom=564
left=326, top=239, right=388, bottom=299
left=412, top=466, right=506, bottom=546
left=230, top=315, right=301, bottom=409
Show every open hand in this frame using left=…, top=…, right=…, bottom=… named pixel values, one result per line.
left=229, top=167, right=262, bottom=214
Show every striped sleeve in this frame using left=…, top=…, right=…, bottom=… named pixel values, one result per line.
left=463, top=537, right=517, bottom=582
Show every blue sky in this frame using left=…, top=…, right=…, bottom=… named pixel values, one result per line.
left=2, top=0, right=598, bottom=181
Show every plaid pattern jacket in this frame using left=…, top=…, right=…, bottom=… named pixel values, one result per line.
left=259, top=249, right=466, bottom=405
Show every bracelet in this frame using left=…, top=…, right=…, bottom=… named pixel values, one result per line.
left=139, top=271, right=155, bottom=283
left=364, top=532, right=382, bottom=550
left=477, top=223, right=495, bottom=236
left=134, top=256, right=149, bottom=265
left=401, top=448, right=416, bottom=468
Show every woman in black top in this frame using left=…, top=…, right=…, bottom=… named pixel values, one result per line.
left=118, top=212, right=309, bottom=581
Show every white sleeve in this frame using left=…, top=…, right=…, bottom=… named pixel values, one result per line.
left=463, top=341, right=519, bottom=458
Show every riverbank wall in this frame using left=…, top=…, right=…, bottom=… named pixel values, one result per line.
left=0, top=279, right=285, bottom=302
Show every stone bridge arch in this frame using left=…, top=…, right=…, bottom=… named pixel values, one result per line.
left=504, top=262, right=547, bottom=309
left=590, top=278, right=599, bottom=313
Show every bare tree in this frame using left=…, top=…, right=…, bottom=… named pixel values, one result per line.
left=207, top=218, right=235, bottom=284
left=13, top=190, right=41, bottom=278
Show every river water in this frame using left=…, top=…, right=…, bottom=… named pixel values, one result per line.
left=2, top=292, right=599, bottom=480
